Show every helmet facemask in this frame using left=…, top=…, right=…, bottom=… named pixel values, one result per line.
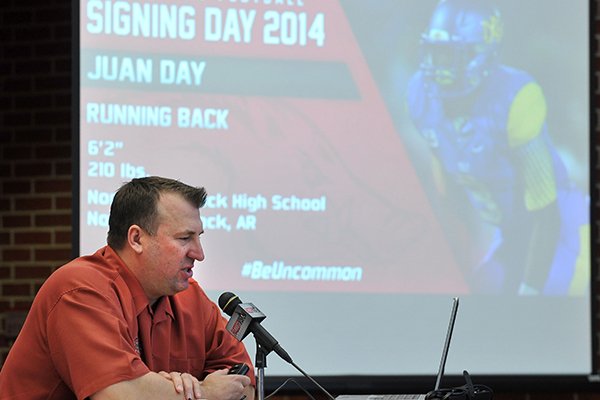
left=419, top=0, right=503, bottom=98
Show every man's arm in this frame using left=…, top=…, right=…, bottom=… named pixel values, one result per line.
left=90, top=371, right=202, bottom=400
left=91, top=369, right=252, bottom=400
left=507, top=81, right=560, bottom=293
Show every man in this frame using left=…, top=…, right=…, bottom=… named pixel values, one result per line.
left=0, top=176, right=256, bottom=399
left=405, top=0, right=588, bottom=295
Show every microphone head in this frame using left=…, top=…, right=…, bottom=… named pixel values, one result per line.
left=218, top=292, right=241, bottom=316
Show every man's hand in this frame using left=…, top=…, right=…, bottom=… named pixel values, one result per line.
left=201, top=369, right=252, bottom=400
left=90, top=371, right=205, bottom=400
left=90, top=369, right=252, bottom=400
left=159, top=371, right=203, bottom=400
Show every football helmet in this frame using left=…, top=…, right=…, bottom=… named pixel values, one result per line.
left=420, top=0, right=503, bottom=97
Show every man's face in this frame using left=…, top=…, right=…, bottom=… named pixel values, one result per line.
left=139, top=192, right=205, bottom=302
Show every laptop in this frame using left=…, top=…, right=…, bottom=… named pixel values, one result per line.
left=335, top=297, right=460, bottom=400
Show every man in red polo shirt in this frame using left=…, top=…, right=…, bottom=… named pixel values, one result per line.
left=0, top=176, right=255, bottom=400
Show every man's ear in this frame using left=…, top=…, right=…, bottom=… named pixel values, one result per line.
left=127, top=225, right=145, bottom=254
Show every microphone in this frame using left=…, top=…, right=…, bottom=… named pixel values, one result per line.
left=218, top=292, right=336, bottom=400
left=218, top=292, right=293, bottom=364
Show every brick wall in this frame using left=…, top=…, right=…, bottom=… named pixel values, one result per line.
left=1, top=0, right=73, bottom=333
left=0, top=1, right=598, bottom=399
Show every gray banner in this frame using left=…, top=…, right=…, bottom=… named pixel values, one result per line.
left=81, top=49, right=360, bottom=99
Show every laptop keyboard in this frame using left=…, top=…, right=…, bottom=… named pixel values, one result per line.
left=365, top=395, right=424, bottom=400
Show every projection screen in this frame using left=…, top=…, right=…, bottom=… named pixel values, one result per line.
left=76, top=0, right=592, bottom=391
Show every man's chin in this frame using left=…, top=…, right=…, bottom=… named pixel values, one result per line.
left=175, top=280, right=190, bottom=293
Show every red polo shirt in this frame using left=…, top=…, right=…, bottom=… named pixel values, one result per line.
left=0, top=246, right=254, bottom=400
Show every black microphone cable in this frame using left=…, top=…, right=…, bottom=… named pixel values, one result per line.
left=265, top=377, right=319, bottom=400
left=218, top=292, right=336, bottom=400
left=290, top=360, right=336, bottom=400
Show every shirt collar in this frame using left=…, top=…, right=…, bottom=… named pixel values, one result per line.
left=100, top=245, right=151, bottom=316
left=152, top=296, right=175, bottom=322
left=102, top=246, right=175, bottom=321
left=100, top=245, right=176, bottom=321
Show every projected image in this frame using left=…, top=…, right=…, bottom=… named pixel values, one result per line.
left=79, top=0, right=589, bottom=297
left=78, top=0, right=592, bottom=379
left=342, top=0, right=590, bottom=296
left=400, top=0, right=590, bottom=296
left=405, top=0, right=590, bottom=296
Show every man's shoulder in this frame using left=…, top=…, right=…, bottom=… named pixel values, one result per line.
left=54, top=248, right=119, bottom=281
left=38, top=247, right=126, bottom=303
left=487, top=65, right=536, bottom=93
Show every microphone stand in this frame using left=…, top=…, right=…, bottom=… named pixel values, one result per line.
left=252, top=340, right=336, bottom=400
left=220, top=295, right=333, bottom=400
left=255, top=343, right=267, bottom=400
